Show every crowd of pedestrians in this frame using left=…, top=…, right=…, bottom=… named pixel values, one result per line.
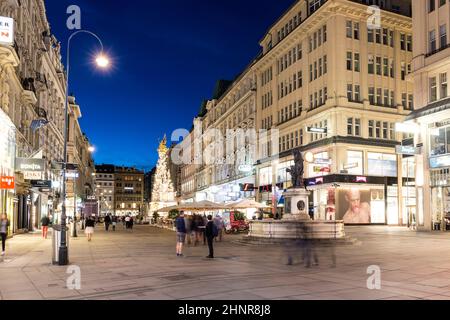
left=175, top=212, right=223, bottom=259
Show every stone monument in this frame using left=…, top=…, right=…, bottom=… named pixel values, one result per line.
left=284, top=149, right=311, bottom=221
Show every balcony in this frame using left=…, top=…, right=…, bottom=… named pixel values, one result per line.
left=425, top=44, right=450, bottom=58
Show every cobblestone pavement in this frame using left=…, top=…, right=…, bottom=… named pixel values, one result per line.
left=1, top=225, right=450, bottom=300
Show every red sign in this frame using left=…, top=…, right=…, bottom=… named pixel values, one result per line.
left=0, top=176, right=15, bottom=190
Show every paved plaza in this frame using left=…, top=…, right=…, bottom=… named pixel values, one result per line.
left=1, top=225, right=450, bottom=300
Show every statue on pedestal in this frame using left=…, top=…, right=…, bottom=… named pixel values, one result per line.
left=286, top=149, right=305, bottom=189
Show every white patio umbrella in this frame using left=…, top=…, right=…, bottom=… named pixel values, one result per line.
left=225, top=199, right=269, bottom=209
left=158, top=200, right=226, bottom=212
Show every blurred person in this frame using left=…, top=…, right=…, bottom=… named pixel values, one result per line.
left=41, top=215, right=50, bottom=239
left=213, top=214, right=224, bottom=242
left=85, top=217, right=95, bottom=242
left=205, top=215, right=218, bottom=259
left=175, top=212, right=187, bottom=257
left=129, top=216, right=134, bottom=231
left=104, top=214, right=111, bottom=231
left=184, top=214, right=192, bottom=245
left=112, top=215, right=118, bottom=231
left=0, top=214, right=10, bottom=256
left=303, top=224, right=319, bottom=268
left=125, top=215, right=131, bottom=230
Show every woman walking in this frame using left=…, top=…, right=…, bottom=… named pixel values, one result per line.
left=0, top=214, right=10, bottom=256
left=85, top=217, right=95, bottom=242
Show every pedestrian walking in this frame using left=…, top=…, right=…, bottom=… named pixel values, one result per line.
left=0, top=214, right=10, bottom=256
left=125, top=215, right=131, bottom=230
left=184, top=214, right=192, bottom=245
left=104, top=214, right=111, bottom=231
left=175, top=212, right=187, bottom=257
left=41, top=215, right=51, bottom=239
left=213, top=214, right=224, bottom=242
left=112, top=215, right=117, bottom=231
left=85, top=217, right=95, bottom=242
left=129, top=216, right=134, bottom=231
left=205, top=215, right=218, bottom=259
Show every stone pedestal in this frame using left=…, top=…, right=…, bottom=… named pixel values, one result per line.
left=283, top=188, right=311, bottom=221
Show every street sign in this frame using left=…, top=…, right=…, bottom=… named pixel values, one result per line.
left=395, top=145, right=421, bottom=156
left=0, top=17, right=14, bottom=46
left=24, top=171, right=43, bottom=180
left=15, top=158, right=45, bottom=172
left=0, top=176, right=14, bottom=190
left=306, top=127, right=327, bottom=134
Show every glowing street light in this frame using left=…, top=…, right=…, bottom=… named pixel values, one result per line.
left=95, top=54, right=110, bottom=68
left=88, top=146, right=96, bottom=153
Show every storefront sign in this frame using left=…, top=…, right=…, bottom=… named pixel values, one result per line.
left=31, top=180, right=52, bottom=188
left=0, top=17, right=14, bottom=45
left=66, top=171, right=79, bottom=179
left=0, top=176, right=14, bottom=189
left=24, top=171, right=43, bottom=180
left=430, top=155, right=450, bottom=169
left=356, top=176, right=368, bottom=183
left=15, top=158, right=45, bottom=172
left=313, top=166, right=330, bottom=173
left=306, top=127, right=327, bottom=134
left=395, top=145, right=421, bottom=156
left=314, top=158, right=332, bottom=165
left=238, top=164, right=253, bottom=173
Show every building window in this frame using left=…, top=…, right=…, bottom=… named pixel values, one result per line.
left=346, top=151, right=363, bottom=175
left=369, top=120, right=374, bottom=137
left=383, top=58, right=389, bottom=77
left=407, top=35, right=413, bottom=52
left=430, top=77, right=438, bottom=102
left=347, top=118, right=353, bottom=135
left=383, top=28, right=388, bottom=45
left=390, top=30, right=394, bottom=47
left=429, top=0, right=436, bottom=12
left=347, top=84, right=353, bottom=101
left=430, top=30, right=437, bottom=53
left=408, top=94, right=414, bottom=110
left=441, top=73, right=448, bottom=99
left=354, top=23, right=359, bottom=40
left=354, top=53, right=360, bottom=72
left=346, top=52, right=352, bottom=70
left=401, top=34, right=406, bottom=50
left=384, top=89, right=389, bottom=106
left=368, top=29, right=374, bottom=43
left=440, top=24, right=447, bottom=49
left=389, top=59, right=394, bottom=78
left=368, top=55, right=374, bottom=74
left=376, top=88, right=382, bottom=106
left=355, top=85, right=360, bottom=102
left=369, top=87, right=375, bottom=105
left=346, top=21, right=352, bottom=38
left=401, top=62, right=406, bottom=80
left=402, top=93, right=407, bottom=109
left=440, top=0, right=446, bottom=7
left=375, top=29, right=381, bottom=44
left=376, top=57, right=382, bottom=75
left=355, top=118, right=361, bottom=136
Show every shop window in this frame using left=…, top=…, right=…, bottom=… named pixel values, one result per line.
left=346, top=150, right=363, bottom=175
left=368, top=153, right=397, bottom=177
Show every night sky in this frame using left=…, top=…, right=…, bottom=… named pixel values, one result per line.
left=45, top=0, right=294, bottom=170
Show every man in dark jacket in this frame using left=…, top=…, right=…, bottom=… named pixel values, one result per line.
left=104, top=214, right=111, bottom=231
left=175, top=212, right=187, bottom=257
left=205, top=215, right=216, bottom=259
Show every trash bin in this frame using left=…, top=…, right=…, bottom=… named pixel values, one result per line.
left=52, top=225, right=69, bottom=265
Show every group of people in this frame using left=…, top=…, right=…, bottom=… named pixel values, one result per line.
left=175, top=212, right=224, bottom=259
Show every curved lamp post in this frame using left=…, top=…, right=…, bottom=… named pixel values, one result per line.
left=59, top=30, right=110, bottom=266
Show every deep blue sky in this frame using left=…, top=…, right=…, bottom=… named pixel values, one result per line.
left=45, top=0, right=293, bottom=171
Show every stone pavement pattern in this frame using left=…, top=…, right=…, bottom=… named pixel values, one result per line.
left=1, top=225, right=450, bottom=300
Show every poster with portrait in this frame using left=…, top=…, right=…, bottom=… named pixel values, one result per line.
left=337, top=188, right=372, bottom=224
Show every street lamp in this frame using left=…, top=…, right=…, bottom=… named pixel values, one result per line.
left=59, top=30, right=110, bottom=266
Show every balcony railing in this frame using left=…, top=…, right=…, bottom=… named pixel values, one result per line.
left=426, top=43, right=450, bottom=58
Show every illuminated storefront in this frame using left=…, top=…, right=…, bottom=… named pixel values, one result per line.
left=0, top=108, right=16, bottom=234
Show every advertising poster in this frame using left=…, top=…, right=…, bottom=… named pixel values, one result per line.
left=337, top=188, right=372, bottom=224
